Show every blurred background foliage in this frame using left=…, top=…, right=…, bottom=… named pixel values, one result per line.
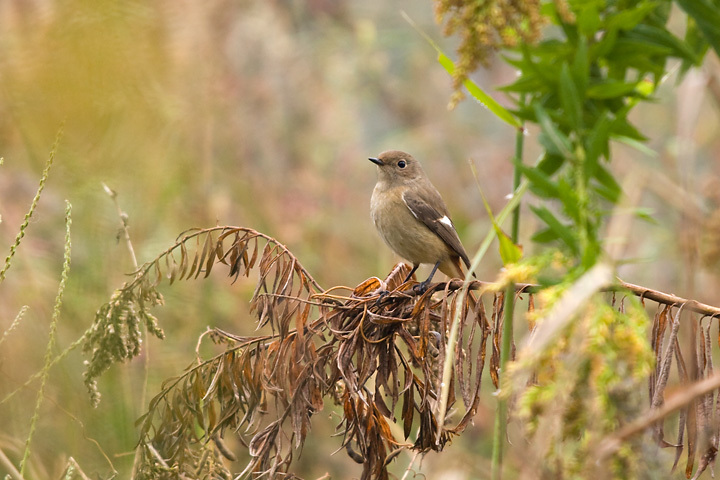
left=1, top=0, right=719, bottom=478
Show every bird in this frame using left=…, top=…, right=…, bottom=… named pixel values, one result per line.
left=368, top=150, right=474, bottom=293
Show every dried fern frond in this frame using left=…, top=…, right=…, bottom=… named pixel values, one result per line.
left=84, top=226, right=322, bottom=405
left=132, top=256, right=515, bottom=479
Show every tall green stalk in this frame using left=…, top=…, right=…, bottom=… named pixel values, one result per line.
left=491, top=122, right=524, bottom=480
left=20, top=201, right=72, bottom=476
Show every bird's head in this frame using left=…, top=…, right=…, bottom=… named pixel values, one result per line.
left=368, top=150, right=425, bottom=185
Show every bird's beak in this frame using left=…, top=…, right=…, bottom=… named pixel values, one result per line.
left=368, top=157, right=383, bottom=166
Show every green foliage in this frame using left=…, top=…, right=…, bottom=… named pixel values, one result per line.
left=405, top=11, right=523, bottom=128
left=432, top=1, right=720, bottom=479
left=499, top=0, right=717, bottom=270
left=439, top=0, right=717, bottom=271
left=478, top=187, right=523, bottom=265
left=676, top=0, right=720, bottom=60
left=438, top=52, right=523, bottom=128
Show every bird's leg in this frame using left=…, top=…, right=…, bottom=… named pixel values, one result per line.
left=403, top=264, right=420, bottom=284
left=375, top=263, right=420, bottom=307
left=376, top=263, right=421, bottom=307
left=374, top=289, right=390, bottom=307
left=375, top=263, right=422, bottom=307
left=414, top=261, right=440, bottom=294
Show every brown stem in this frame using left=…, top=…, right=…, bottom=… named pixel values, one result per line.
left=596, top=372, right=720, bottom=460
left=433, top=279, right=720, bottom=318
left=614, top=281, right=720, bottom=318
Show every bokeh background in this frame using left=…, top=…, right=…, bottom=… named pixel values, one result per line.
left=1, top=1, right=719, bottom=478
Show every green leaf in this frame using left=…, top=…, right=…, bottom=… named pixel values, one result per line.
left=572, top=36, right=590, bottom=95
left=605, top=1, right=659, bottom=31
left=498, top=73, right=547, bottom=94
left=496, top=227, right=523, bottom=265
left=475, top=177, right=523, bottom=265
left=403, top=12, right=522, bottom=128
left=626, top=24, right=699, bottom=64
left=534, top=103, right=573, bottom=158
left=594, top=183, right=621, bottom=203
left=616, top=136, right=658, bottom=157
left=632, top=207, right=658, bottom=224
left=530, top=205, right=580, bottom=254
left=592, top=163, right=622, bottom=203
left=577, top=3, right=601, bottom=36
left=681, top=17, right=710, bottom=75
left=557, top=177, right=580, bottom=222
left=540, top=1, right=560, bottom=23
left=521, top=42, right=563, bottom=83
left=648, top=1, right=673, bottom=26
left=437, top=53, right=522, bottom=129
left=610, top=117, right=647, bottom=141
left=611, top=38, right=674, bottom=60
left=593, top=27, right=619, bottom=58
left=537, top=154, right=565, bottom=176
left=516, top=162, right=560, bottom=199
left=559, top=62, right=583, bottom=129
left=676, top=0, right=720, bottom=58
left=531, top=227, right=560, bottom=244
left=585, top=111, right=613, bottom=177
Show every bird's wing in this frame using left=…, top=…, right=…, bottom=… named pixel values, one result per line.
left=402, top=190, right=471, bottom=269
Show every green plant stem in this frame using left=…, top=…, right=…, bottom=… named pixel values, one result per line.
left=492, top=286, right=516, bottom=479
left=574, top=146, right=591, bottom=265
left=435, top=179, right=528, bottom=442
left=20, top=201, right=72, bottom=476
left=510, top=137, right=523, bottom=243
left=0, top=305, right=28, bottom=347
left=491, top=123, right=525, bottom=480
left=0, top=128, right=62, bottom=283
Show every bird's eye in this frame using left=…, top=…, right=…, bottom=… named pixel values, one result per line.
left=397, top=160, right=406, bottom=168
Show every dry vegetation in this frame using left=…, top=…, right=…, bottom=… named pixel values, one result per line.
left=78, top=225, right=720, bottom=479
left=2, top=1, right=720, bottom=479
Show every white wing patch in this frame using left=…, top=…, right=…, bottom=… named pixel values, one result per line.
left=401, top=192, right=420, bottom=220
left=439, top=215, right=453, bottom=227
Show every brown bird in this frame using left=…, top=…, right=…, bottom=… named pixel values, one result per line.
left=369, top=150, right=474, bottom=292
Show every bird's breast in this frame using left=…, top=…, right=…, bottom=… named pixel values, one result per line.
left=370, top=185, right=450, bottom=265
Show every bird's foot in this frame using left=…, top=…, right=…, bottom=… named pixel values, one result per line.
left=412, top=280, right=431, bottom=295
left=374, top=290, right=390, bottom=307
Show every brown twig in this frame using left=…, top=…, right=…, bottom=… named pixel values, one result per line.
left=596, top=372, right=720, bottom=460
left=616, top=281, right=720, bottom=318
left=432, top=279, right=720, bottom=318
left=102, top=183, right=138, bottom=270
